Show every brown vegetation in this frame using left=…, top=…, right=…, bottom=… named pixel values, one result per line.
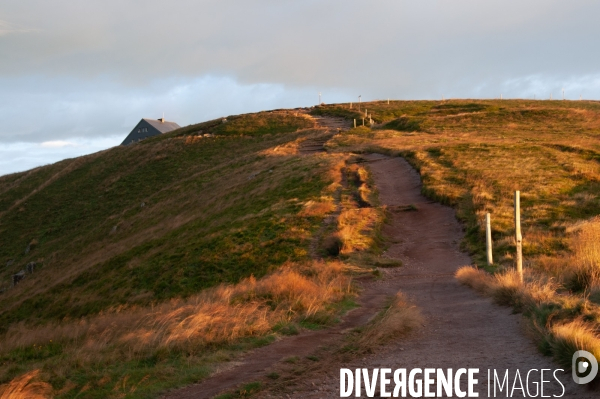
left=0, top=370, right=52, bottom=399
left=1, top=261, right=351, bottom=357
left=356, top=293, right=423, bottom=349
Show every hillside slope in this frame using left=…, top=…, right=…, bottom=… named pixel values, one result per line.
left=4, top=100, right=600, bottom=397
left=0, top=111, right=332, bottom=325
left=0, top=109, right=383, bottom=397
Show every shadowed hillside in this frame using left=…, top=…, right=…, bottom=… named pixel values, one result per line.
left=0, top=111, right=324, bottom=326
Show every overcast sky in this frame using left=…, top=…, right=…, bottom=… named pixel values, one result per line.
left=2, top=0, right=600, bottom=175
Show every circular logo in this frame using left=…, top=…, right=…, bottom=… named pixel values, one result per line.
left=572, top=350, right=598, bottom=384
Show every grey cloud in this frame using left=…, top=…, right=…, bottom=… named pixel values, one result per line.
left=2, top=0, right=600, bottom=173
left=2, top=0, right=600, bottom=92
left=0, top=75, right=348, bottom=143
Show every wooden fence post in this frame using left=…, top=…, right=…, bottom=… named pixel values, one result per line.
left=486, top=213, right=493, bottom=266
left=515, top=191, right=523, bottom=282
left=362, top=118, right=365, bottom=126
left=354, top=119, right=356, bottom=128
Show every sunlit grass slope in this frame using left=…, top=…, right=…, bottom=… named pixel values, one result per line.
left=318, top=98, right=600, bottom=373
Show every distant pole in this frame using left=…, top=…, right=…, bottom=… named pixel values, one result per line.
left=365, top=108, right=368, bottom=117
left=350, top=102, right=353, bottom=109
left=354, top=119, right=356, bottom=128
left=562, top=88, right=565, bottom=100
left=319, top=92, right=321, bottom=104
left=358, top=95, right=361, bottom=111
left=486, top=213, right=493, bottom=266
left=515, top=191, right=523, bottom=283
left=387, top=98, right=390, bottom=104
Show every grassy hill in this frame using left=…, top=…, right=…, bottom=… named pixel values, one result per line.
left=318, top=98, right=600, bottom=370
left=3, top=99, right=600, bottom=397
left=0, top=111, right=324, bottom=324
left=0, top=109, right=389, bottom=398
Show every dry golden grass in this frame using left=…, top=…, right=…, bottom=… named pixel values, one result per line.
left=338, top=208, right=380, bottom=253
left=564, top=218, right=600, bottom=291
left=455, top=266, right=492, bottom=294
left=1, top=261, right=351, bottom=358
left=0, top=370, right=52, bottom=399
left=551, top=320, right=600, bottom=368
left=356, top=293, right=423, bottom=349
left=456, top=266, right=558, bottom=309
left=298, top=199, right=336, bottom=217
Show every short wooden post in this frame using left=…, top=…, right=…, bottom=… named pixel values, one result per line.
left=515, top=191, right=523, bottom=283
left=365, top=109, right=368, bottom=117
left=350, top=102, right=353, bottom=109
left=362, top=118, right=365, bottom=126
left=354, top=119, right=356, bottom=128
left=387, top=98, right=389, bottom=104
left=486, top=213, right=493, bottom=266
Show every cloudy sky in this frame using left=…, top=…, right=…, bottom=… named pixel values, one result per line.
left=1, top=0, right=600, bottom=175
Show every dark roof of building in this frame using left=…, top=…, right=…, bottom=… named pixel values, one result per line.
left=120, top=118, right=182, bottom=145
left=143, top=118, right=181, bottom=133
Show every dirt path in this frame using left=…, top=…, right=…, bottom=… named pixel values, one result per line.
left=162, top=130, right=596, bottom=397
left=282, top=155, right=596, bottom=398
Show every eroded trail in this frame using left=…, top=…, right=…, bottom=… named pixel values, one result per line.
left=163, top=152, right=595, bottom=398
left=286, top=155, right=595, bottom=398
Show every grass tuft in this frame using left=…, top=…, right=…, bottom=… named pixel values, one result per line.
left=354, top=293, right=423, bottom=351
left=0, top=370, right=52, bottom=399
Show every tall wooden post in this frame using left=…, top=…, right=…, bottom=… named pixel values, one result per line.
left=515, top=191, right=523, bottom=282
left=486, top=213, right=493, bottom=266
